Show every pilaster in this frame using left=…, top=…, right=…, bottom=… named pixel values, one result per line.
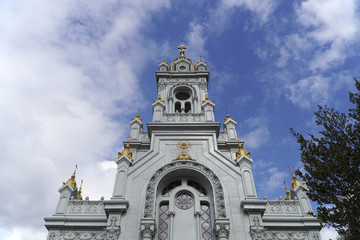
left=112, top=156, right=132, bottom=199
left=237, top=156, right=257, bottom=199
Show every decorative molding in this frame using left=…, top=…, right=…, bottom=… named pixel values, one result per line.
left=143, top=161, right=226, bottom=218
left=168, top=83, right=198, bottom=98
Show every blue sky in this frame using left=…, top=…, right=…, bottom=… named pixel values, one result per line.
left=0, top=0, right=359, bottom=239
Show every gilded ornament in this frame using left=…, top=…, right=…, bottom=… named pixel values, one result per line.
left=224, top=109, right=235, bottom=122
left=202, top=91, right=213, bottom=104
left=153, top=93, right=165, bottom=104
left=62, top=165, right=78, bottom=189
left=131, top=109, right=142, bottom=123
left=117, top=139, right=133, bottom=161
left=236, top=142, right=251, bottom=159
left=173, top=141, right=195, bottom=161
left=289, top=165, right=304, bottom=189
left=284, top=180, right=291, bottom=201
left=77, top=179, right=83, bottom=200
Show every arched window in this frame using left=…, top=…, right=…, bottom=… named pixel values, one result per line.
left=175, top=102, right=181, bottom=113
left=185, top=102, right=191, bottom=113
left=173, top=87, right=193, bottom=113
left=156, top=178, right=213, bottom=240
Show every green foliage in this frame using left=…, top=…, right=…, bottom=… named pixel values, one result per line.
left=291, top=78, right=360, bottom=238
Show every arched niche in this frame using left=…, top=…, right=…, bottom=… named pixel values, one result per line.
left=143, top=161, right=227, bottom=219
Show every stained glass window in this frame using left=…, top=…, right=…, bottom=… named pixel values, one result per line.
left=200, top=202, right=212, bottom=240
left=162, top=181, right=181, bottom=196
left=158, top=202, right=169, bottom=240
left=188, top=180, right=207, bottom=196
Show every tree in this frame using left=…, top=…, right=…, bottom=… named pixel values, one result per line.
left=291, top=78, right=360, bottom=238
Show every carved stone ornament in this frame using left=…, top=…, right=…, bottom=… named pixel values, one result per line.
left=168, top=83, right=198, bottom=98
left=140, top=223, right=155, bottom=238
left=250, top=231, right=310, bottom=240
left=215, top=222, right=230, bottom=238
left=59, top=231, right=106, bottom=240
left=143, top=161, right=226, bottom=218
left=175, top=192, right=194, bottom=209
left=49, top=232, right=56, bottom=240
left=104, top=216, right=120, bottom=240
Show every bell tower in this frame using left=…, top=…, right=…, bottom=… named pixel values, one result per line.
left=155, top=43, right=211, bottom=119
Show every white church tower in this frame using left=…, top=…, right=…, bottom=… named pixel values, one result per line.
left=44, top=44, right=322, bottom=240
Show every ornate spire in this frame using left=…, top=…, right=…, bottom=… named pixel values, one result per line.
left=284, top=180, right=291, bottom=200
left=235, top=142, right=251, bottom=160
left=77, top=179, right=83, bottom=200
left=224, top=108, right=235, bottom=122
left=62, top=165, right=78, bottom=189
left=153, top=93, right=165, bottom=104
left=289, top=165, right=304, bottom=189
left=132, top=108, right=142, bottom=123
left=117, top=137, right=133, bottom=161
left=177, top=42, right=187, bottom=59
left=173, top=141, right=195, bottom=161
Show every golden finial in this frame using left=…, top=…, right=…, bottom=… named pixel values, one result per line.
left=197, top=56, right=206, bottom=65
left=202, top=89, right=214, bottom=104
left=62, top=164, right=78, bottom=189
left=117, top=136, right=133, bottom=161
left=153, top=93, right=165, bottom=104
left=173, top=141, right=195, bottom=161
left=235, top=142, right=251, bottom=160
left=224, top=108, right=235, bottom=122
left=289, top=165, right=304, bottom=189
left=284, top=180, right=291, bottom=200
left=131, top=108, right=142, bottom=123
left=177, top=42, right=187, bottom=59
left=77, top=179, right=83, bottom=200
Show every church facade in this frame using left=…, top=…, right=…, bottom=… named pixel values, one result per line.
left=44, top=44, right=322, bottom=240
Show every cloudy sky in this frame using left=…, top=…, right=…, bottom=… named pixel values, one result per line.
left=0, top=0, right=359, bottom=239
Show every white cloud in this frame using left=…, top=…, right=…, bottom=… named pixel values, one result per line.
left=234, top=94, right=253, bottom=106
left=296, top=0, right=360, bottom=71
left=209, top=0, right=274, bottom=32
left=242, top=116, right=270, bottom=149
left=285, top=75, right=331, bottom=108
left=186, top=22, right=208, bottom=61
left=263, top=167, right=288, bottom=193
left=0, top=0, right=170, bottom=236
